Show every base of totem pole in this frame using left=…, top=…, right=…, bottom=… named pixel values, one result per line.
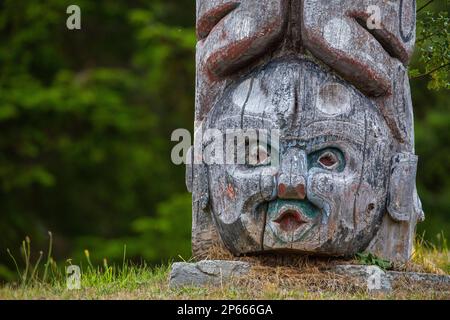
left=168, top=260, right=450, bottom=294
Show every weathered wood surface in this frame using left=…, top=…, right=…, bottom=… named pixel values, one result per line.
left=189, top=0, right=423, bottom=263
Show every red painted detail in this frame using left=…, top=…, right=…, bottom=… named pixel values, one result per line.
left=226, top=184, right=236, bottom=199
left=278, top=183, right=306, bottom=200
left=197, top=2, right=240, bottom=40
left=274, top=210, right=307, bottom=232
left=278, top=183, right=287, bottom=197
left=347, top=10, right=410, bottom=64
left=319, top=153, right=337, bottom=167
left=303, top=31, right=391, bottom=97
left=295, top=184, right=306, bottom=200
left=206, top=19, right=284, bottom=78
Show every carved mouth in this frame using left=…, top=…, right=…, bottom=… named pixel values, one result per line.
left=273, top=209, right=308, bottom=232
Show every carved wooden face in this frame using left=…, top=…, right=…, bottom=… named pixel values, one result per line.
left=193, top=0, right=421, bottom=262
left=204, top=58, right=393, bottom=255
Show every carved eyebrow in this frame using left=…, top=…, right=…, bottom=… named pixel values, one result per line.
left=215, top=115, right=277, bottom=131
left=299, top=120, right=367, bottom=147
left=196, top=1, right=240, bottom=41
left=349, top=11, right=410, bottom=65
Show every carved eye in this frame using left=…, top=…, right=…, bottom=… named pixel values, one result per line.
left=318, top=151, right=339, bottom=169
left=309, top=148, right=345, bottom=172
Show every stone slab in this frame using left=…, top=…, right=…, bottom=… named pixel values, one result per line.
left=169, top=260, right=450, bottom=294
left=332, top=264, right=450, bottom=294
left=332, top=265, right=392, bottom=293
left=169, top=260, right=251, bottom=288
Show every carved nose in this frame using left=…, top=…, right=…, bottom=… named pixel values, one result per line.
left=277, top=148, right=308, bottom=200
left=277, top=175, right=306, bottom=200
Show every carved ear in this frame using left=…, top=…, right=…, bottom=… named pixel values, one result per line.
left=186, top=146, right=194, bottom=193
left=186, top=146, right=209, bottom=210
left=387, top=153, right=419, bottom=222
left=187, top=145, right=221, bottom=259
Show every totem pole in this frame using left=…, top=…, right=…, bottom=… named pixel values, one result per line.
left=187, top=0, right=423, bottom=263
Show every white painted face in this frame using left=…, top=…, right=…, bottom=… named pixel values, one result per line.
left=205, top=58, right=393, bottom=255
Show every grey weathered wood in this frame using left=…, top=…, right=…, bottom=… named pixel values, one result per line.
left=190, top=0, right=422, bottom=263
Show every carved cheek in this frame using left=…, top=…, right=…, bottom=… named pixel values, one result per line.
left=207, top=166, right=227, bottom=219
left=213, top=170, right=267, bottom=224
left=310, top=174, right=335, bottom=195
left=307, top=171, right=355, bottom=218
left=259, top=169, right=277, bottom=201
left=350, top=181, right=383, bottom=232
left=307, top=172, right=337, bottom=217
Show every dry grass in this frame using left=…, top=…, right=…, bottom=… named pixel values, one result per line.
left=200, top=244, right=450, bottom=300
left=1, top=256, right=447, bottom=300
left=0, top=237, right=448, bottom=300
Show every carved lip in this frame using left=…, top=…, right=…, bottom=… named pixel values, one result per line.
left=273, top=207, right=310, bottom=233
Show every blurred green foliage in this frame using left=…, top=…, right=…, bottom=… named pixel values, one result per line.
left=0, top=0, right=448, bottom=277
left=413, top=0, right=450, bottom=241
left=0, top=0, right=195, bottom=269
left=410, top=1, right=449, bottom=89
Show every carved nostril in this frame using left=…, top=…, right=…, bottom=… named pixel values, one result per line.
left=278, top=183, right=287, bottom=197
left=277, top=172, right=307, bottom=200
left=278, top=182, right=306, bottom=200
left=295, top=184, right=306, bottom=200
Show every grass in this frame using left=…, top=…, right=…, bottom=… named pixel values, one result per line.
left=412, top=231, right=449, bottom=274
left=0, top=233, right=448, bottom=300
